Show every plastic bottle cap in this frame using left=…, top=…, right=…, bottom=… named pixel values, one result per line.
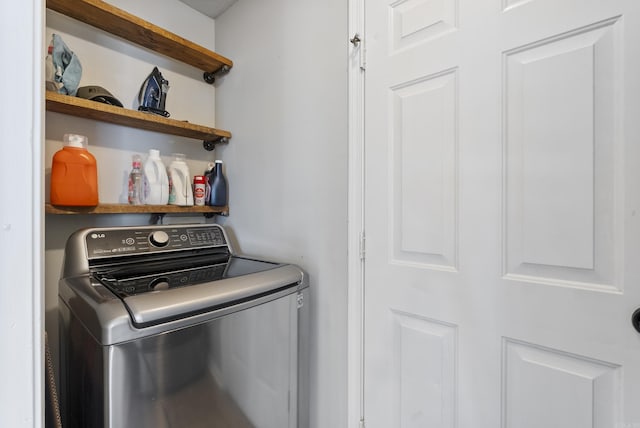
left=215, top=160, right=223, bottom=164
left=149, top=149, right=160, bottom=158
left=64, top=133, right=87, bottom=148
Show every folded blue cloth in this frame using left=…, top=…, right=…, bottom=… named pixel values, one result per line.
left=51, top=34, right=82, bottom=96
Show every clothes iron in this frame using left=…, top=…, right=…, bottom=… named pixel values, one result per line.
left=137, top=66, right=170, bottom=117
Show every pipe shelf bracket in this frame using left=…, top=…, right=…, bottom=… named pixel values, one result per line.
left=203, top=65, right=231, bottom=84
left=203, top=136, right=229, bottom=151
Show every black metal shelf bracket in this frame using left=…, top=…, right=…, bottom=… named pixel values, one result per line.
left=203, top=65, right=232, bottom=84
left=204, top=209, right=229, bottom=218
left=203, top=136, right=229, bottom=151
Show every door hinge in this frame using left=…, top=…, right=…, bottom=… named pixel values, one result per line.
left=350, top=33, right=366, bottom=71
left=359, top=418, right=366, bottom=428
left=359, top=232, right=366, bottom=261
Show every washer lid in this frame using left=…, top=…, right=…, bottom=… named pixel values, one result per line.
left=107, top=258, right=303, bottom=328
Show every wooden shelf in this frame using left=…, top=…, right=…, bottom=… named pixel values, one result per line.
left=46, top=203, right=229, bottom=215
left=45, top=0, right=233, bottom=217
left=46, top=91, right=231, bottom=142
left=46, top=0, right=233, bottom=75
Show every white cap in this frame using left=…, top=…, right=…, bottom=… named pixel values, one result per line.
left=63, top=133, right=87, bottom=148
left=215, top=160, right=223, bottom=164
left=148, top=149, right=160, bottom=158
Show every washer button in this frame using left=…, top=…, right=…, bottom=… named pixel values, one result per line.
left=149, top=231, right=170, bottom=247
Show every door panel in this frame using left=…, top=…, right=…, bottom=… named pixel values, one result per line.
left=502, top=338, right=621, bottom=428
left=389, top=0, right=458, bottom=53
left=390, top=69, right=458, bottom=269
left=363, top=1, right=640, bottom=427
left=503, top=17, right=622, bottom=290
left=392, top=311, right=457, bottom=428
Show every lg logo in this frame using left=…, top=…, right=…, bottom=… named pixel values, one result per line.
left=91, top=233, right=106, bottom=239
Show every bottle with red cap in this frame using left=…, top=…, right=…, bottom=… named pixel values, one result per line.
left=193, top=175, right=206, bottom=206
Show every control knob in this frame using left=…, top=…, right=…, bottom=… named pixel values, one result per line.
left=149, top=230, right=170, bottom=247
left=149, top=277, right=170, bottom=291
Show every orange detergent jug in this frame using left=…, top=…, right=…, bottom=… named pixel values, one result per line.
left=50, top=134, right=99, bottom=206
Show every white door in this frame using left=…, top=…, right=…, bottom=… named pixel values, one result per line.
left=363, top=1, right=640, bottom=427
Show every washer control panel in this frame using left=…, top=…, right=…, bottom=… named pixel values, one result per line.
left=85, top=225, right=228, bottom=259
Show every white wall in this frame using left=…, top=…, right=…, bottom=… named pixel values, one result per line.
left=214, top=1, right=349, bottom=427
left=0, top=1, right=43, bottom=427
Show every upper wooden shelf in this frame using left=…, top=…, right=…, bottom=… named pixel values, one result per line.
left=46, top=91, right=231, bottom=142
left=46, top=0, right=233, bottom=75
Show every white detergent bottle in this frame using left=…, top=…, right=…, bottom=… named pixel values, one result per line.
left=143, top=149, right=169, bottom=205
left=167, top=153, right=194, bottom=206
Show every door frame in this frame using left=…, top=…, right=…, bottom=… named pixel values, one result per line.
left=347, top=0, right=365, bottom=426
left=0, top=0, right=45, bottom=427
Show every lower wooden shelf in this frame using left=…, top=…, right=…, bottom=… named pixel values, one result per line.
left=45, top=203, right=228, bottom=215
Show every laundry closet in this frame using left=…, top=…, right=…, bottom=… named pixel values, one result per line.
left=42, top=0, right=348, bottom=427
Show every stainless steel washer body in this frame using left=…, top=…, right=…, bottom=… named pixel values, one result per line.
left=58, top=224, right=309, bottom=428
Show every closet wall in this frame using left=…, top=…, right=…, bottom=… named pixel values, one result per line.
left=44, top=1, right=349, bottom=427
left=215, top=2, right=349, bottom=426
